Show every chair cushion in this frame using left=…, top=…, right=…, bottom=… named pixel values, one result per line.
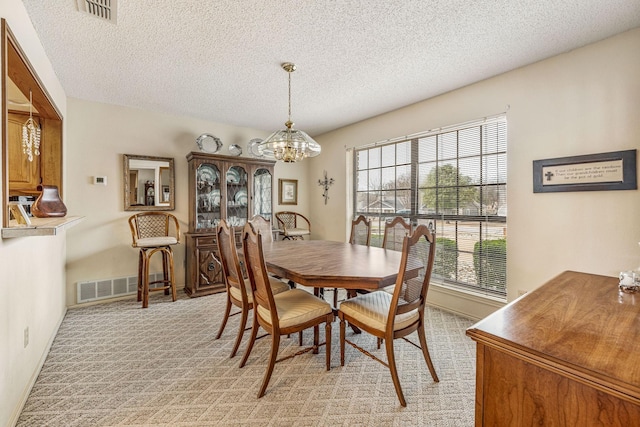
left=339, top=291, right=418, bottom=333
left=283, top=228, right=310, bottom=236
left=229, top=277, right=289, bottom=303
left=136, top=236, right=178, bottom=247
left=257, top=289, right=332, bottom=329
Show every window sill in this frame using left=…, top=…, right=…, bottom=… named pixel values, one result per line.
left=2, top=216, right=84, bottom=238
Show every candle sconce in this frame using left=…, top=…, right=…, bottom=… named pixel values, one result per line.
left=318, top=170, right=334, bottom=205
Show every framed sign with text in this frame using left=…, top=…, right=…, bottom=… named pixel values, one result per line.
left=533, top=149, right=637, bottom=193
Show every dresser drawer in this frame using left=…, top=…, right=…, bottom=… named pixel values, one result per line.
left=195, top=236, right=217, bottom=247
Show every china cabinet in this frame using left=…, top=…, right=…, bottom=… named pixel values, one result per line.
left=184, top=152, right=275, bottom=297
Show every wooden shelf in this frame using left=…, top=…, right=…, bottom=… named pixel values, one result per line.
left=2, top=215, right=84, bottom=238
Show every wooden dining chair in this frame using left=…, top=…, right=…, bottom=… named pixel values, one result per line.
left=215, top=219, right=290, bottom=358
left=239, top=222, right=334, bottom=398
left=338, top=224, right=439, bottom=407
left=334, top=215, right=374, bottom=303
left=382, top=216, right=412, bottom=251
left=248, top=214, right=275, bottom=243
left=349, top=214, right=372, bottom=246
left=275, top=211, right=311, bottom=240
left=128, top=212, right=180, bottom=308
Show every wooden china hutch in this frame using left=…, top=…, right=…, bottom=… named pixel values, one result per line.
left=184, top=152, right=275, bottom=297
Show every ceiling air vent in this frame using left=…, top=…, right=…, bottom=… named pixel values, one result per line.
left=76, top=0, right=117, bottom=23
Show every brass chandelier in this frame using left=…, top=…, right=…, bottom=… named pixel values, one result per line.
left=259, top=63, right=321, bottom=163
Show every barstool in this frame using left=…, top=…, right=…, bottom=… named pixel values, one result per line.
left=128, top=212, right=180, bottom=308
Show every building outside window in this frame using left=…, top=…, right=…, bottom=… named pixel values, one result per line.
left=354, top=116, right=507, bottom=298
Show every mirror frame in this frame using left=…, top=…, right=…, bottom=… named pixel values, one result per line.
left=123, top=154, right=175, bottom=211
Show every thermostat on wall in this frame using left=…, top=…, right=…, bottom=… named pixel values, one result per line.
left=94, top=176, right=107, bottom=185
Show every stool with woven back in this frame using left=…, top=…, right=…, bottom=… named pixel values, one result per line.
left=128, top=212, right=180, bottom=308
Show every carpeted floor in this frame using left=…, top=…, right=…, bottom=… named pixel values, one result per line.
left=17, top=288, right=477, bottom=426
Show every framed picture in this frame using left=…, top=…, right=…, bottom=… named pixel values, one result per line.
left=533, top=149, right=637, bottom=193
left=8, top=202, right=31, bottom=226
left=279, top=179, right=298, bottom=205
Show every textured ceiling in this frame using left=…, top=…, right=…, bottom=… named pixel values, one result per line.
left=20, top=0, right=640, bottom=136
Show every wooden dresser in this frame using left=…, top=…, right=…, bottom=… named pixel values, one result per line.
left=466, top=271, right=640, bottom=426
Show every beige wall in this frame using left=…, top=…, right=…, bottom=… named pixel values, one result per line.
left=64, top=99, right=312, bottom=306
left=309, top=28, right=640, bottom=317
left=3, top=1, right=639, bottom=421
left=0, top=1, right=69, bottom=426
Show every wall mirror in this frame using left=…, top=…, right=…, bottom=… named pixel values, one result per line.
left=123, top=154, right=175, bottom=211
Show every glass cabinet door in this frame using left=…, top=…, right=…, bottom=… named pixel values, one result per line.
left=226, top=165, right=248, bottom=227
left=195, top=163, right=221, bottom=230
left=253, top=168, right=272, bottom=218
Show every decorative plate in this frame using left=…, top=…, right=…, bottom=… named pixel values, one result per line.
left=229, top=144, right=242, bottom=156
left=235, top=189, right=248, bottom=206
left=226, top=168, right=241, bottom=184
left=197, top=165, right=220, bottom=191
left=196, top=133, right=222, bottom=153
left=248, top=138, right=264, bottom=158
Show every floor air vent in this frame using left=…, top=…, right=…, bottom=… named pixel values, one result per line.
left=76, top=0, right=117, bottom=23
left=77, top=273, right=164, bottom=303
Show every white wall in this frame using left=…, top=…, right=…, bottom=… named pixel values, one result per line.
left=309, top=28, right=640, bottom=318
left=64, top=98, right=311, bottom=306
left=0, top=1, right=68, bottom=426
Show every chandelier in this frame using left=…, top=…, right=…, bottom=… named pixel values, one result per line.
left=259, top=63, right=321, bottom=163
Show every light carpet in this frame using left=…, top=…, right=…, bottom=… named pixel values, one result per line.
left=17, top=289, right=476, bottom=426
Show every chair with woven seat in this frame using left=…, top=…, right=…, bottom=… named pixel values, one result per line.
left=333, top=215, right=373, bottom=304
left=215, top=219, right=290, bottom=358
left=275, top=211, right=311, bottom=240
left=382, top=216, right=412, bottom=251
left=239, top=222, right=334, bottom=398
left=249, top=214, right=276, bottom=244
left=349, top=214, right=372, bottom=246
left=128, top=212, right=180, bottom=308
left=338, top=224, right=439, bottom=406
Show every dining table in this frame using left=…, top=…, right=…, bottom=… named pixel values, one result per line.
left=261, top=239, right=410, bottom=292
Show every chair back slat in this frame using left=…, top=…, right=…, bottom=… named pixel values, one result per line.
left=382, top=216, right=412, bottom=251
left=390, top=224, right=436, bottom=318
left=216, top=220, right=245, bottom=294
left=349, top=215, right=371, bottom=246
left=242, top=223, right=276, bottom=318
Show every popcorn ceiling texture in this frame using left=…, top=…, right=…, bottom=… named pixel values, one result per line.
left=21, top=0, right=640, bottom=135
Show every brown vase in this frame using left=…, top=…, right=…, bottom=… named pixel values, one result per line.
left=32, top=185, right=67, bottom=218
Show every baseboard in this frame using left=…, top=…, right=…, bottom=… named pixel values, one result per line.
left=8, top=307, right=67, bottom=427
left=427, top=283, right=506, bottom=321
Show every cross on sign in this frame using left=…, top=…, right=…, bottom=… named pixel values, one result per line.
left=545, top=171, right=554, bottom=181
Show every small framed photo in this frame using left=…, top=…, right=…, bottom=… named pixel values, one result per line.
left=8, top=202, right=31, bottom=226
left=279, top=179, right=298, bottom=205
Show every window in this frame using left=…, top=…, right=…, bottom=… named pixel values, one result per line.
left=354, top=117, right=507, bottom=298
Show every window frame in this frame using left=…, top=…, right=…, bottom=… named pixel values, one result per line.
left=353, top=116, right=507, bottom=298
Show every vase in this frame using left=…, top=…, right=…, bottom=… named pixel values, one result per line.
left=32, top=185, right=67, bottom=218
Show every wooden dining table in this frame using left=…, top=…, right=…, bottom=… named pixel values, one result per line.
left=261, top=239, right=408, bottom=292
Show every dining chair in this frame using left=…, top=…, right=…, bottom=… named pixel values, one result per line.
left=239, top=222, right=334, bottom=398
left=382, top=216, right=412, bottom=251
left=215, top=219, right=290, bottom=358
left=275, top=211, right=311, bottom=240
left=128, top=212, right=180, bottom=308
left=338, top=224, right=439, bottom=407
left=349, top=214, right=372, bottom=246
left=249, top=214, right=275, bottom=243
left=335, top=215, right=373, bottom=303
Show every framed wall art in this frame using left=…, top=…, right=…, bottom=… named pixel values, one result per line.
left=278, top=179, right=298, bottom=205
left=533, top=149, right=637, bottom=193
